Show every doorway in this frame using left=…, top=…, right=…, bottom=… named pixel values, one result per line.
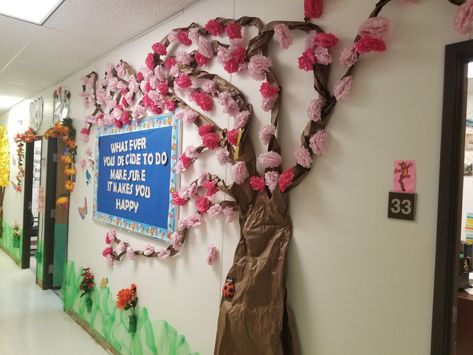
left=20, top=139, right=42, bottom=271
left=39, top=137, right=70, bottom=290
left=432, top=39, right=473, bottom=355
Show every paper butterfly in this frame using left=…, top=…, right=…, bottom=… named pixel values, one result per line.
left=85, top=169, right=91, bottom=185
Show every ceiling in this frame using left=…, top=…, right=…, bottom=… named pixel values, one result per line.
left=0, top=0, right=200, bottom=114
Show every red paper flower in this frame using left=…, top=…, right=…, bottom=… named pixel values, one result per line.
left=304, top=0, right=323, bottom=19
left=205, top=19, right=224, bottom=36
left=278, top=169, right=294, bottom=192
left=227, top=128, right=239, bottom=145
left=196, top=196, right=211, bottom=213
left=315, top=33, right=338, bottom=48
left=114, top=119, right=123, bottom=128
left=102, top=247, right=113, bottom=257
left=203, top=180, right=219, bottom=196
left=177, top=30, right=192, bottom=45
left=116, top=284, right=137, bottom=310
left=165, top=100, right=176, bottom=112
left=202, top=132, right=221, bottom=150
left=192, top=91, right=214, bottom=112
left=178, top=153, right=192, bottom=170
left=354, top=36, right=387, bottom=55
left=165, top=57, right=177, bottom=70
left=298, top=49, right=317, bottom=71
left=195, top=52, right=210, bottom=66
left=259, top=82, right=280, bottom=99
left=136, top=72, right=144, bottom=82
left=172, top=192, right=188, bottom=206
left=152, top=42, right=167, bottom=55
left=198, top=124, right=214, bottom=136
left=176, top=73, right=192, bottom=89
left=222, top=45, right=246, bottom=73
left=145, top=53, right=155, bottom=70
left=157, top=82, right=169, bottom=95
left=226, top=21, right=242, bottom=39
left=250, top=176, right=266, bottom=192
left=120, top=111, right=131, bottom=125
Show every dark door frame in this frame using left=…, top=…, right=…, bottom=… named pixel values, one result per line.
left=20, top=141, right=34, bottom=269
left=431, top=39, right=473, bottom=354
left=41, top=138, right=58, bottom=290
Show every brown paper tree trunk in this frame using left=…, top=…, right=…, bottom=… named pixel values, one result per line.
left=214, top=191, right=299, bottom=355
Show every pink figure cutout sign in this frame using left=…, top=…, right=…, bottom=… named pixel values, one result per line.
left=393, top=160, right=416, bottom=193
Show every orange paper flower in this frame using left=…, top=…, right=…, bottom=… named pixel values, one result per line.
left=64, top=180, right=74, bottom=192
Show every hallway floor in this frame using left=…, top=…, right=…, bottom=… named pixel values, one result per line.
left=0, top=249, right=107, bottom=355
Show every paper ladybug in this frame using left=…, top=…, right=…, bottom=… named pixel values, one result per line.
left=223, top=277, right=236, bottom=299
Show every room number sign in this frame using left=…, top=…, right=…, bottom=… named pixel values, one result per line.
left=388, top=192, right=416, bottom=221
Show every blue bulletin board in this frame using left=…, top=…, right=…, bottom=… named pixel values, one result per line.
left=94, top=114, right=180, bottom=241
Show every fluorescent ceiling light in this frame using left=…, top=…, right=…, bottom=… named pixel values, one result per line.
left=0, top=0, right=63, bottom=25
left=0, top=96, right=23, bottom=109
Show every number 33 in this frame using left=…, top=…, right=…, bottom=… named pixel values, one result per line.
left=390, top=198, right=412, bottom=215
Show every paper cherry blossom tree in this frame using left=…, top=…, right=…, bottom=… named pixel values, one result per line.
left=80, top=0, right=471, bottom=353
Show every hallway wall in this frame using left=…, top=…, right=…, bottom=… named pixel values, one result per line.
left=0, top=1, right=465, bottom=354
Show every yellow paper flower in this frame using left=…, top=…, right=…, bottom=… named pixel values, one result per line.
left=64, top=180, right=75, bottom=192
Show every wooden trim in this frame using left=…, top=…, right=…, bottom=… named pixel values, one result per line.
left=65, top=309, right=119, bottom=355
left=431, top=39, right=473, bottom=355
left=21, top=141, right=34, bottom=269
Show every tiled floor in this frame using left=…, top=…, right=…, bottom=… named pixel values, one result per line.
left=0, top=249, right=107, bottom=355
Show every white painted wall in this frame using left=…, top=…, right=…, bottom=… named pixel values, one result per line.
left=0, top=1, right=465, bottom=354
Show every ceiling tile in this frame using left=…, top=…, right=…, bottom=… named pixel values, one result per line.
left=44, top=0, right=199, bottom=45
left=15, top=27, right=115, bottom=72
left=0, top=15, right=39, bottom=58
left=0, top=60, right=70, bottom=88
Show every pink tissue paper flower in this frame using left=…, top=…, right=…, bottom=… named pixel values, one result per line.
left=152, top=42, right=167, bottom=55
left=309, top=130, right=329, bottom=156
left=222, top=207, right=235, bottom=223
left=175, top=109, right=198, bottom=124
left=145, top=53, right=155, bottom=70
left=258, top=151, right=282, bottom=169
left=226, top=21, right=242, bottom=39
left=250, top=176, right=266, bottom=192
left=260, top=82, right=280, bottom=99
left=359, top=17, right=390, bottom=38
left=265, top=171, right=279, bottom=192
left=216, top=147, right=229, bottom=165
left=221, top=45, right=246, bottom=73
left=307, top=98, right=324, bottom=122
left=207, top=204, right=222, bottom=218
left=304, top=0, right=323, bottom=19
left=126, top=247, right=137, bottom=260
left=176, top=51, right=192, bottom=66
left=157, top=82, right=169, bottom=95
left=196, top=196, right=211, bottom=213
left=198, top=123, right=214, bottom=136
left=207, top=244, right=218, bottom=265
left=165, top=57, right=177, bottom=70
left=314, top=47, right=332, bottom=65
left=198, top=37, right=214, bottom=59
left=262, top=96, right=278, bottom=112
left=259, top=124, right=276, bottom=145
left=205, top=19, right=224, bottom=36
left=231, top=161, right=249, bottom=184
left=158, top=248, right=171, bottom=259
left=202, top=80, right=217, bottom=94
left=80, top=127, right=90, bottom=142
left=248, top=54, right=272, bottom=81
left=315, top=33, right=338, bottom=48
left=218, top=92, right=239, bottom=116
left=333, top=76, right=353, bottom=102
left=340, top=45, right=358, bottom=67
left=279, top=169, right=294, bottom=193
left=143, top=244, right=155, bottom=256
left=234, top=110, right=250, bottom=129
left=172, top=232, right=183, bottom=250
left=172, top=191, right=188, bottom=206
left=185, top=145, right=201, bottom=159
left=274, top=24, right=293, bottom=49
left=188, top=27, right=200, bottom=43
left=455, top=0, right=473, bottom=35
left=105, top=254, right=114, bottom=266
left=295, top=146, right=312, bottom=168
